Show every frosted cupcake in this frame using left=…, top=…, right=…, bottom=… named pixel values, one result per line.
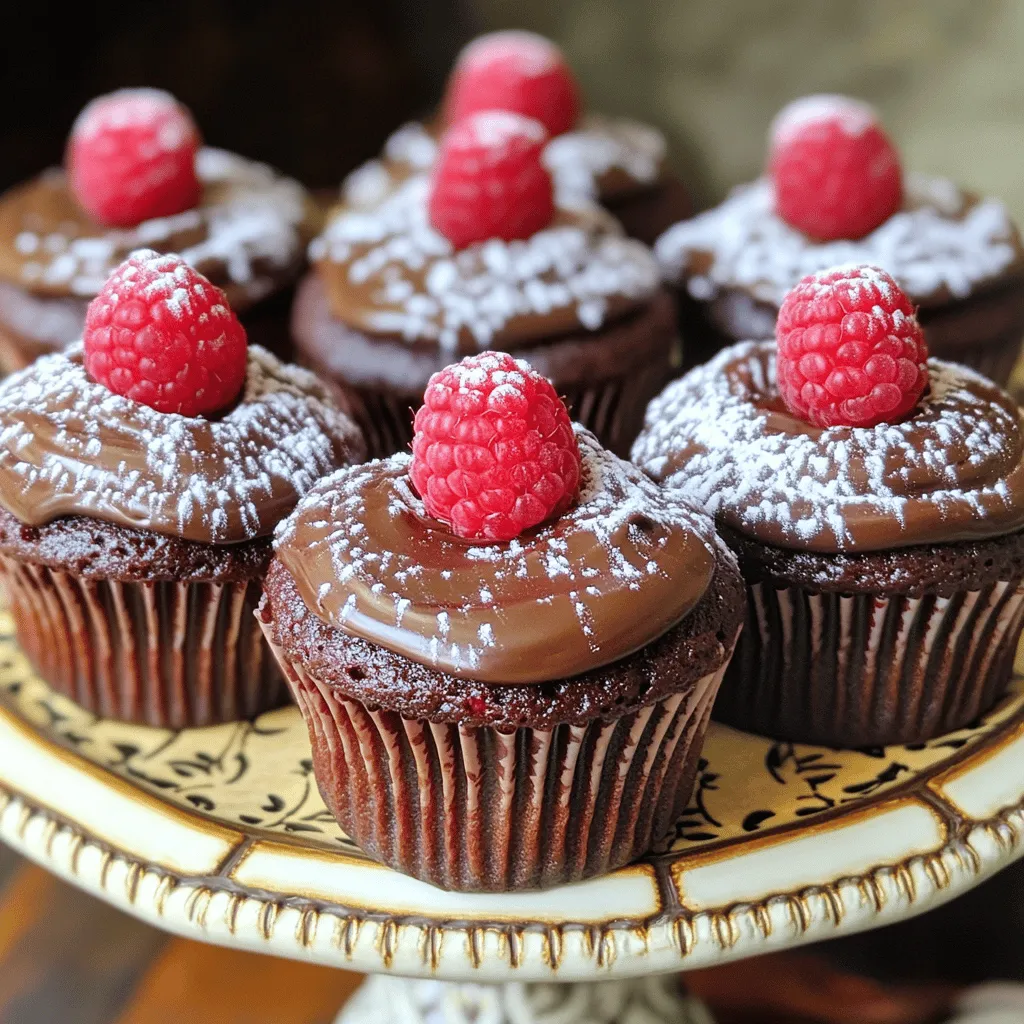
left=0, top=89, right=318, bottom=370
left=656, top=95, right=1024, bottom=382
left=634, top=265, right=1024, bottom=747
left=0, top=251, right=363, bottom=727
left=260, top=352, right=743, bottom=890
left=294, top=110, right=678, bottom=459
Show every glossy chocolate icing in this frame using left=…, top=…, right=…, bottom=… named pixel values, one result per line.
left=0, top=345, right=364, bottom=545
left=0, top=149, right=315, bottom=309
left=274, top=428, right=718, bottom=684
left=311, top=176, right=660, bottom=356
left=633, top=341, right=1024, bottom=553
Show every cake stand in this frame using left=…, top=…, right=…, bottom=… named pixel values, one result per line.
left=0, top=611, right=1021, bottom=1023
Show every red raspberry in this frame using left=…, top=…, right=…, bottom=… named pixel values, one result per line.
left=776, top=265, right=928, bottom=429
left=410, top=352, right=581, bottom=541
left=428, top=110, right=555, bottom=249
left=445, top=30, right=581, bottom=137
left=769, top=95, right=903, bottom=241
left=68, top=88, right=201, bottom=228
left=83, top=250, right=248, bottom=416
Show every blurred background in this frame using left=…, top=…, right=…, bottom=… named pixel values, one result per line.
left=1, top=0, right=1023, bottom=1020
left=3, top=0, right=1023, bottom=213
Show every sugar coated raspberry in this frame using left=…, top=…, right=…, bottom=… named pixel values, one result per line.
left=428, top=110, right=555, bottom=249
left=769, top=95, right=902, bottom=241
left=410, top=352, right=581, bottom=541
left=776, top=265, right=928, bottom=428
left=68, top=88, right=201, bottom=228
left=83, top=249, right=248, bottom=416
left=445, top=30, right=581, bottom=137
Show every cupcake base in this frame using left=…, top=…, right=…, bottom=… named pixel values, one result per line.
left=258, top=554, right=743, bottom=892
left=291, top=275, right=681, bottom=460
left=716, top=524, right=1024, bottom=747
left=0, top=511, right=287, bottom=728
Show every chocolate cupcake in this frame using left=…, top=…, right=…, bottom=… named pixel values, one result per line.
left=633, top=266, right=1024, bottom=748
left=339, top=31, right=691, bottom=246
left=0, top=89, right=319, bottom=372
left=295, top=111, right=677, bottom=461
left=0, top=251, right=363, bottom=727
left=259, top=352, right=743, bottom=891
left=656, top=95, right=1024, bottom=382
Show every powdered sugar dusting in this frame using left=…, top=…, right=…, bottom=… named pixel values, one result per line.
left=771, top=94, right=878, bottom=146
left=656, top=175, right=1021, bottom=306
left=71, top=88, right=191, bottom=148
left=276, top=427, right=732, bottom=681
left=632, top=340, right=1024, bottom=553
left=0, top=345, right=363, bottom=544
left=313, top=176, right=659, bottom=352
left=14, top=148, right=308, bottom=302
left=454, top=110, right=547, bottom=151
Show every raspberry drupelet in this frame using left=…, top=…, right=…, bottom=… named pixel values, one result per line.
left=410, top=352, right=581, bottom=541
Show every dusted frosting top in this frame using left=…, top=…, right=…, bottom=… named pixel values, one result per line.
left=0, top=149, right=315, bottom=309
left=340, top=115, right=667, bottom=212
left=274, top=428, right=720, bottom=684
left=656, top=174, right=1024, bottom=308
left=0, top=345, right=364, bottom=545
left=632, top=341, right=1024, bottom=554
left=310, top=176, right=660, bottom=355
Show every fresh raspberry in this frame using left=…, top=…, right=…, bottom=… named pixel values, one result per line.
left=83, top=250, right=248, bottom=416
left=776, top=265, right=928, bottom=429
left=445, top=30, right=581, bottom=137
left=410, top=352, right=581, bottom=541
left=68, top=88, right=201, bottom=228
left=769, top=95, right=902, bottom=241
left=428, top=110, right=555, bottom=249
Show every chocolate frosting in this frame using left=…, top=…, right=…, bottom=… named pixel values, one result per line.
left=655, top=175, right=1024, bottom=309
left=632, top=341, right=1024, bottom=553
left=339, top=115, right=667, bottom=211
left=274, top=428, right=719, bottom=684
left=0, top=345, right=364, bottom=545
left=0, top=149, right=316, bottom=309
left=311, top=176, right=660, bottom=355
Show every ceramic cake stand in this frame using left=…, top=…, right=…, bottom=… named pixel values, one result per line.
left=0, top=612, right=1021, bottom=1023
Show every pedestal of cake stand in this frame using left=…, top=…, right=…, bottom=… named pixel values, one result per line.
left=0, top=620, right=1021, bottom=1023
left=336, top=976, right=713, bottom=1024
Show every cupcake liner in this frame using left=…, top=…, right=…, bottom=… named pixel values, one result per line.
left=0, top=555, right=286, bottom=728
left=717, top=577, right=1024, bottom=747
left=262, top=625, right=727, bottom=891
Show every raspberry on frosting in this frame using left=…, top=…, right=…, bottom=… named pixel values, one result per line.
left=428, top=110, right=556, bottom=250
left=68, top=88, right=201, bottom=228
left=410, top=352, right=581, bottom=541
left=445, top=30, right=581, bottom=137
left=775, top=264, right=929, bottom=428
left=769, top=94, right=903, bottom=241
left=83, top=249, right=248, bottom=416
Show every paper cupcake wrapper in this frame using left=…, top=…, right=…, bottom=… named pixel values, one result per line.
left=261, top=624, right=727, bottom=891
left=717, top=578, right=1024, bottom=747
left=348, top=361, right=677, bottom=462
left=0, top=556, right=286, bottom=728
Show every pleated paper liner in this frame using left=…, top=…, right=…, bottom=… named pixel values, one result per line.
left=717, top=578, right=1024, bottom=748
left=0, top=555, right=286, bottom=728
left=262, top=622, right=729, bottom=892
